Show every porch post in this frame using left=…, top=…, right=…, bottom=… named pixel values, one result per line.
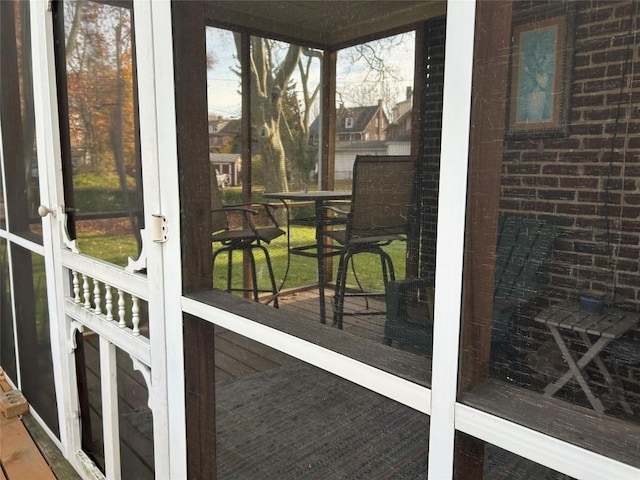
left=170, top=1, right=217, bottom=478
left=455, top=1, right=512, bottom=478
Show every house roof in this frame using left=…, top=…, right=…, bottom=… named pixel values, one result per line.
left=209, top=118, right=240, bottom=136
left=210, top=153, right=241, bottom=164
left=335, top=105, right=381, bottom=134
left=309, top=104, right=385, bottom=136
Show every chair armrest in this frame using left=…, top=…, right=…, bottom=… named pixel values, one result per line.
left=212, top=206, right=259, bottom=215
left=322, top=205, right=349, bottom=216
left=319, top=205, right=350, bottom=227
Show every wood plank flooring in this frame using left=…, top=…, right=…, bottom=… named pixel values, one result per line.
left=208, top=286, right=432, bottom=386
left=0, top=370, right=69, bottom=480
left=6, top=287, right=634, bottom=478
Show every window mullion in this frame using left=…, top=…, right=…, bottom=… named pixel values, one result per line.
left=427, top=1, right=477, bottom=479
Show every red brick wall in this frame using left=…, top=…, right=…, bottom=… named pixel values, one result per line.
left=416, top=16, right=446, bottom=284
left=502, top=0, right=640, bottom=310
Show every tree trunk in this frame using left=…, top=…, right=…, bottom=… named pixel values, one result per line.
left=261, top=118, right=289, bottom=193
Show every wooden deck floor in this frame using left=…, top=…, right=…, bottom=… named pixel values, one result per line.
left=6, top=288, right=628, bottom=477
left=1, top=288, right=420, bottom=480
left=214, top=286, right=432, bottom=384
left=0, top=370, right=80, bottom=480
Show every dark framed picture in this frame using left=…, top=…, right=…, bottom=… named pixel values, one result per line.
left=507, top=10, right=573, bottom=137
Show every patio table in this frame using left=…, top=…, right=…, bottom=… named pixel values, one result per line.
left=263, top=191, right=351, bottom=324
left=534, top=301, right=639, bottom=414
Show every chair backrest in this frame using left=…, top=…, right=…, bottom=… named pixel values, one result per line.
left=493, top=215, right=557, bottom=305
left=346, top=155, right=416, bottom=241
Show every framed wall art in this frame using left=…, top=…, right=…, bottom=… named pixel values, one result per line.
left=507, top=9, right=573, bottom=137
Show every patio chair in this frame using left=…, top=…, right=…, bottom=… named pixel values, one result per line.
left=211, top=169, right=285, bottom=307
left=383, top=215, right=557, bottom=366
left=328, top=155, right=417, bottom=329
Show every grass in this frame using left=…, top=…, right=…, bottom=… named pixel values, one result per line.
left=76, top=232, right=140, bottom=265
left=214, top=227, right=406, bottom=291
left=76, top=225, right=407, bottom=295
left=72, top=175, right=406, bottom=298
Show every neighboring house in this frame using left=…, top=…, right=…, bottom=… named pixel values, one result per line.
left=311, top=100, right=391, bottom=179
left=208, top=115, right=241, bottom=153
left=387, top=87, right=413, bottom=142
left=208, top=116, right=242, bottom=186
left=390, top=86, right=413, bottom=125
left=335, top=100, right=388, bottom=142
left=210, top=152, right=241, bottom=186
left=309, top=100, right=389, bottom=145
left=311, top=95, right=414, bottom=179
left=386, top=87, right=413, bottom=156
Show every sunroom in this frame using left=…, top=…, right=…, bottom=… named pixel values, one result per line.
left=1, top=1, right=639, bottom=479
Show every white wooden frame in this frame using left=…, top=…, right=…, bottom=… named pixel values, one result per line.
left=27, top=1, right=185, bottom=478
left=30, top=0, right=82, bottom=465
left=427, top=1, right=476, bottom=477
left=133, top=2, right=186, bottom=477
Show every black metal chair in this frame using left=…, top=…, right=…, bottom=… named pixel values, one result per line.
left=328, top=155, right=416, bottom=328
left=211, top=172, right=285, bottom=307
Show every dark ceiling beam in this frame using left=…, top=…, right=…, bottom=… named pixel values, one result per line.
left=204, top=1, right=446, bottom=50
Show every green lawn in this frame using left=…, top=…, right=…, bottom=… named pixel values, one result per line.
left=77, top=225, right=407, bottom=294
left=77, top=232, right=140, bottom=266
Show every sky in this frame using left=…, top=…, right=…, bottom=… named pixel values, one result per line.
left=206, top=28, right=242, bottom=119
left=205, top=27, right=415, bottom=120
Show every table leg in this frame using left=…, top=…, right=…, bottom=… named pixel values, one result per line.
left=579, top=332, right=633, bottom=415
left=544, top=326, right=607, bottom=413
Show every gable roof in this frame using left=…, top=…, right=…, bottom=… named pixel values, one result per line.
left=210, top=153, right=241, bottom=165
left=309, top=104, right=385, bottom=136
left=336, top=105, right=381, bottom=133
left=209, top=118, right=240, bottom=136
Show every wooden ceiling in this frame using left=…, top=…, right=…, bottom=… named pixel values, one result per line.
left=205, top=1, right=446, bottom=49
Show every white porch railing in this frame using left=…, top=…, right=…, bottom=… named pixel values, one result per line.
left=61, top=249, right=152, bottom=479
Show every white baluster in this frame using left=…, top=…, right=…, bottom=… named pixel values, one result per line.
left=132, top=296, right=140, bottom=336
left=72, top=271, right=81, bottom=303
left=93, top=280, right=102, bottom=315
left=105, top=285, right=113, bottom=321
left=118, top=290, right=126, bottom=328
left=83, top=274, right=91, bottom=309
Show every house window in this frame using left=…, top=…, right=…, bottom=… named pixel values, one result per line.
left=345, top=117, right=353, bottom=128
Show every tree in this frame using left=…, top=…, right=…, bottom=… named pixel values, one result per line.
left=282, top=49, right=321, bottom=189
left=234, top=35, right=300, bottom=193
left=63, top=1, right=142, bottom=251
left=337, top=33, right=412, bottom=118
